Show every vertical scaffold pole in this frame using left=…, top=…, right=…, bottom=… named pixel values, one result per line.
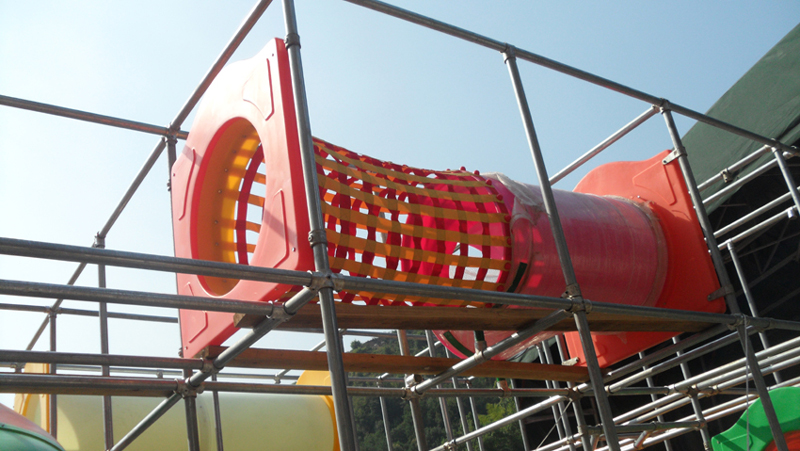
left=211, top=372, right=225, bottom=451
left=49, top=309, right=57, bottom=440
left=94, top=233, right=114, bottom=450
left=508, top=378, right=532, bottom=451
left=661, top=108, right=788, bottom=451
left=541, top=343, right=577, bottom=451
left=281, top=1, right=357, bottom=450
left=672, top=336, right=712, bottom=449
left=728, top=242, right=781, bottom=382
left=377, top=377, right=395, bottom=451
left=443, top=349, right=475, bottom=451
left=737, top=323, right=789, bottom=451
left=771, top=147, right=800, bottom=213
left=557, top=335, right=593, bottom=451
left=465, top=379, right=486, bottom=451
left=183, top=368, right=201, bottom=451
left=638, top=351, right=674, bottom=451
left=398, top=330, right=429, bottom=451
left=425, top=331, right=455, bottom=444
left=502, top=45, right=621, bottom=451
left=660, top=108, right=739, bottom=313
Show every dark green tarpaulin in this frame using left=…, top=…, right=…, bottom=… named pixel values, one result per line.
left=683, top=22, right=800, bottom=212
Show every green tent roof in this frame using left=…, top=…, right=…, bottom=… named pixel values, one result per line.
left=683, top=23, right=800, bottom=212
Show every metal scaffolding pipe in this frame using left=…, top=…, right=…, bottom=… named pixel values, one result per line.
left=111, top=394, right=183, bottom=451
left=339, top=275, right=797, bottom=331
left=376, top=379, right=395, bottom=451
left=639, top=351, right=674, bottom=451
left=607, top=329, right=744, bottom=393
left=704, top=355, right=800, bottom=395
left=557, top=377, right=800, bottom=451
left=540, top=342, right=577, bottom=451
left=48, top=311, right=58, bottom=439
left=0, top=373, right=179, bottom=394
left=0, top=301, right=177, bottom=323
left=0, top=279, right=280, bottom=316
left=718, top=207, right=797, bottom=249
left=343, top=0, right=798, bottom=156
left=703, top=155, right=784, bottom=207
left=728, top=242, right=780, bottom=380
left=430, top=396, right=567, bottom=451
left=772, top=147, right=800, bottom=215
left=170, top=0, right=274, bottom=128
left=465, top=379, right=486, bottom=451
left=24, top=261, right=87, bottom=351
left=0, top=237, right=314, bottom=287
left=397, top=330, right=428, bottom=451
left=697, top=145, right=771, bottom=192
left=509, top=378, right=532, bottom=451
left=704, top=375, right=800, bottom=419
left=95, top=235, right=114, bottom=451
left=110, top=287, right=317, bottom=451
left=424, top=331, right=454, bottom=445
left=539, top=339, right=800, bottom=451
left=557, top=334, right=594, bottom=451
left=210, top=373, right=225, bottom=451
left=0, top=94, right=189, bottom=139
left=0, top=368, right=573, bottom=398
left=585, top=422, right=700, bottom=436
left=550, top=106, right=659, bottom=185
left=443, top=349, right=476, bottom=451
left=601, top=324, right=730, bottom=386
left=0, top=349, right=203, bottom=370
left=715, top=186, right=800, bottom=238
left=6, top=237, right=800, bottom=333
left=183, top=369, right=201, bottom=451
left=281, top=0, right=356, bottom=448
left=23, top=0, right=275, bottom=360
left=663, top=109, right=739, bottom=316
left=734, top=325, right=788, bottom=451
left=0, top=238, right=800, bottom=331
left=620, top=341, right=800, bottom=425
left=413, top=309, right=571, bottom=394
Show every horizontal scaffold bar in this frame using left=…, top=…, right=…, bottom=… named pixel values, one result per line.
left=0, top=94, right=189, bottom=139
left=3, top=236, right=800, bottom=332
left=236, top=303, right=716, bottom=333
left=201, top=345, right=591, bottom=382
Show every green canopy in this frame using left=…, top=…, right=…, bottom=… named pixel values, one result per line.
left=683, top=23, right=800, bottom=212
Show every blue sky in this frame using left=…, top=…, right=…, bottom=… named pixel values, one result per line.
left=1, top=1, right=798, bottom=408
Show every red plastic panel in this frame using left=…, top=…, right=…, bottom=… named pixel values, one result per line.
left=172, top=39, right=313, bottom=358
left=564, top=151, right=726, bottom=367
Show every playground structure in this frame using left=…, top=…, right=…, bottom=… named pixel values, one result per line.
left=1, top=2, right=800, bottom=451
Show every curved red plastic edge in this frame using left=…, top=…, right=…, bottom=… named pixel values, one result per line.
left=171, top=39, right=313, bottom=358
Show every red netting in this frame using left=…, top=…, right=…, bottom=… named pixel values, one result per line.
left=313, top=138, right=512, bottom=307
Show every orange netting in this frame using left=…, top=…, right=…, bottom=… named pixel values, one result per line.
left=313, top=138, right=512, bottom=307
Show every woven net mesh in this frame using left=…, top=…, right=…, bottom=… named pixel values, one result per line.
left=313, top=138, right=512, bottom=307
